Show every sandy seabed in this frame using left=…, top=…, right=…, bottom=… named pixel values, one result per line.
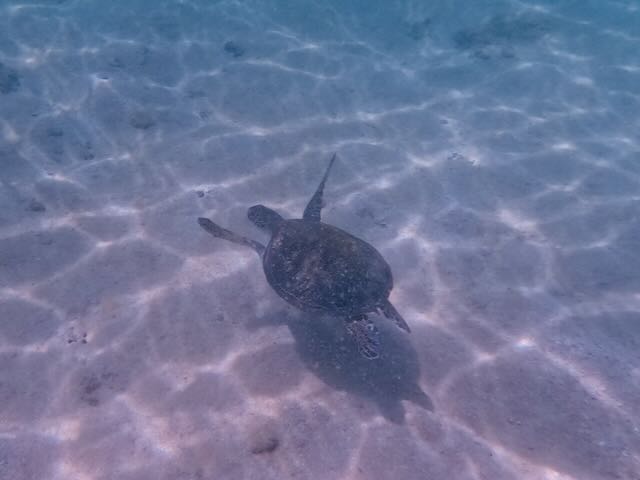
left=1, top=1, right=639, bottom=479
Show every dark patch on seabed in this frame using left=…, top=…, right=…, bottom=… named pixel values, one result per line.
left=453, top=13, right=550, bottom=60
left=0, top=62, right=20, bottom=93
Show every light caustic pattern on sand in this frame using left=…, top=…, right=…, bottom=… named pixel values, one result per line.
left=1, top=1, right=640, bottom=479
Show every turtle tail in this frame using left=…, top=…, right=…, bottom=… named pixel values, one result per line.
left=302, top=152, right=337, bottom=222
left=381, top=300, right=411, bottom=333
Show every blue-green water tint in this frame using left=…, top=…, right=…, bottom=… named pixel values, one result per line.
left=1, top=1, right=639, bottom=479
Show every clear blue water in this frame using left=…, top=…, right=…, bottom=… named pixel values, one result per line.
left=1, top=1, right=639, bottom=479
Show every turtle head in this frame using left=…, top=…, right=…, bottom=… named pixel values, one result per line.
left=248, top=205, right=284, bottom=232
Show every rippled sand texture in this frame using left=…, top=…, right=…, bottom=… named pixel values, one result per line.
left=1, top=0, right=640, bottom=479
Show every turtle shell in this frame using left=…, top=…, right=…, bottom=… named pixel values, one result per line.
left=262, top=219, right=393, bottom=315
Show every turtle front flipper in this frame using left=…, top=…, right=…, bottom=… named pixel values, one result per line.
left=198, top=217, right=265, bottom=256
left=303, top=153, right=337, bottom=222
left=380, top=300, right=411, bottom=333
left=346, top=314, right=380, bottom=360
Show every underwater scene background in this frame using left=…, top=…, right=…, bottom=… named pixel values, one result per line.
left=1, top=0, right=639, bottom=479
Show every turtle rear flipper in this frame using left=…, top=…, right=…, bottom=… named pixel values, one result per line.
left=303, top=153, right=337, bottom=222
left=198, top=217, right=265, bottom=256
left=381, top=300, right=411, bottom=333
left=346, top=314, right=380, bottom=360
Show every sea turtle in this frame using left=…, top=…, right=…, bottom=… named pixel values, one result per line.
left=197, top=154, right=410, bottom=359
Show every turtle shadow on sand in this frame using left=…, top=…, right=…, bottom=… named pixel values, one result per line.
left=285, top=312, right=434, bottom=424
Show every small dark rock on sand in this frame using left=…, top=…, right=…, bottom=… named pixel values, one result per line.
left=108, top=57, right=124, bottom=68
left=129, top=111, right=156, bottom=130
left=47, top=127, right=64, bottom=137
left=224, top=41, right=245, bottom=58
left=0, top=62, right=20, bottom=94
left=27, top=199, right=46, bottom=212
left=406, top=18, right=431, bottom=41
left=250, top=433, right=279, bottom=454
